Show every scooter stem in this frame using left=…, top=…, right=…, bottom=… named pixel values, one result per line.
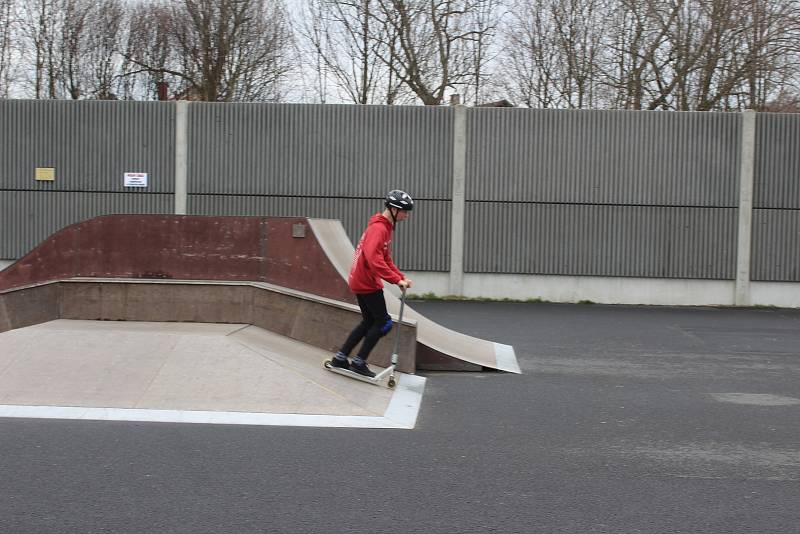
left=391, top=288, right=406, bottom=364
left=375, top=288, right=406, bottom=382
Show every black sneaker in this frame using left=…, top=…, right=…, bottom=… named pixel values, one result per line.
left=350, top=360, right=376, bottom=378
left=330, top=355, right=349, bottom=370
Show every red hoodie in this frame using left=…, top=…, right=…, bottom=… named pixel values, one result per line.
left=348, top=213, right=404, bottom=294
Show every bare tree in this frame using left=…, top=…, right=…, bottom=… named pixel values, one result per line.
left=690, top=0, right=754, bottom=109
left=160, top=0, right=294, bottom=101
left=668, top=0, right=798, bottom=110
left=599, top=0, right=800, bottom=110
left=760, top=88, right=800, bottom=111
left=58, top=0, right=93, bottom=99
left=550, top=0, right=602, bottom=107
left=20, top=0, right=60, bottom=97
left=17, top=0, right=128, bottom=99
left=372, top=0, right=496, bottom=105
left=298, top=0, right=412, bottom=104
left=464, top=0, right=502, bottom=105
left=84, top=0, right=125, bottom=99
left=735, top=0, right=798, bottom=109
left=299, top=0, right=332, bottom=102
left=501, top=0, right=602, bottom=108
left=5, top=0, right=798, bottom=106
left=501, top=0, right=560, bottom=107
left=0, top=0, right=14, bottom=95
left=123, top=0, right=295, bottom=101
left=122, top=1, right=174, bottom=99
left=301, top=0, right=374, bottom=103
left=599, top=0, right=685, bottom=109
left=499, top=0, right=800, bottom=110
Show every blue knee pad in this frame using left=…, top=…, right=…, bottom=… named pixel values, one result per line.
left=379, top=316, right=393, bottom=336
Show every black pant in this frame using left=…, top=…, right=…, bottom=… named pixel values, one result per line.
left=340, top=290, right=392, bottom=361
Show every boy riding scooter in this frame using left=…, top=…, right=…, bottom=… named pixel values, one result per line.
left=330, top=190, right=414, bottom=378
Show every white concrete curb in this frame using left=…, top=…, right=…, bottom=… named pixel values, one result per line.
left=0, top=374, right=427, bottom=430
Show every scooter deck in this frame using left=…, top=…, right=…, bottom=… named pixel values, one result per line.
left=323, top=360, right=395, bottom=388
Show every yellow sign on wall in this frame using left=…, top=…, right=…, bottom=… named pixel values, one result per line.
left=35, top=167, right=55, bottom=181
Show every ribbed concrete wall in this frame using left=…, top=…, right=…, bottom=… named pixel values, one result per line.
left=752, top=113, right=800, bottom=281
left=0, top=100, right=175, bottom=258
left=754, top=113, right=800, bottom=209
left=2, top=101, right=798, bottom=284
left=465, top=203, right=737, bottom=278
left=0, top=100, right=175, bottom=192
left=752, top=210, right=800, bottom=282
left=188, top=103, right=453, bottom=198
left=464, top=109, right=740, bottom=278
left=466, top=109, right=739, bottom=205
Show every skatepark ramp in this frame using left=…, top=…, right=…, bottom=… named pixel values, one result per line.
left=0, top=319, right=425, bottom=429
left=0, top=215, right=519, bottom=374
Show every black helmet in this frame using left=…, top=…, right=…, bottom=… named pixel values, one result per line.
left=385, top=190, right=414, bottom=211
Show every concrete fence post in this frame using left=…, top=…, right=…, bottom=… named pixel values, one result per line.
left=174, top=101, right=189, bottom=215
left=449, top=105, right=467, bottom=296
left=735, top=110, right=756, bottom=306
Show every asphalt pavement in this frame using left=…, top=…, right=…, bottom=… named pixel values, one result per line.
left=1, top=301, right=798, bottom=533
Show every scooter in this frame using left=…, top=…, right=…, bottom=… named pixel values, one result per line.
left=323, top=288, right=407, bottom=389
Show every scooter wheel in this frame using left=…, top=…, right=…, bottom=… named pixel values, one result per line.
left=323, top=359, right=332, bottom=369
left=388, top=378, right=396, bottom=389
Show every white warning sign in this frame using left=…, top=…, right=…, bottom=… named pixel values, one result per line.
left=124, top=172, right=148, bottom=188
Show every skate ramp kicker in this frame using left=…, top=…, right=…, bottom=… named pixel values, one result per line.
left=0, top=319, right=424, bottom=429
left=0, top=214, right=519, bottom=373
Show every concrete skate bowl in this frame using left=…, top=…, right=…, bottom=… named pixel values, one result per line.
left=0, top=214, right=519, bottom=374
